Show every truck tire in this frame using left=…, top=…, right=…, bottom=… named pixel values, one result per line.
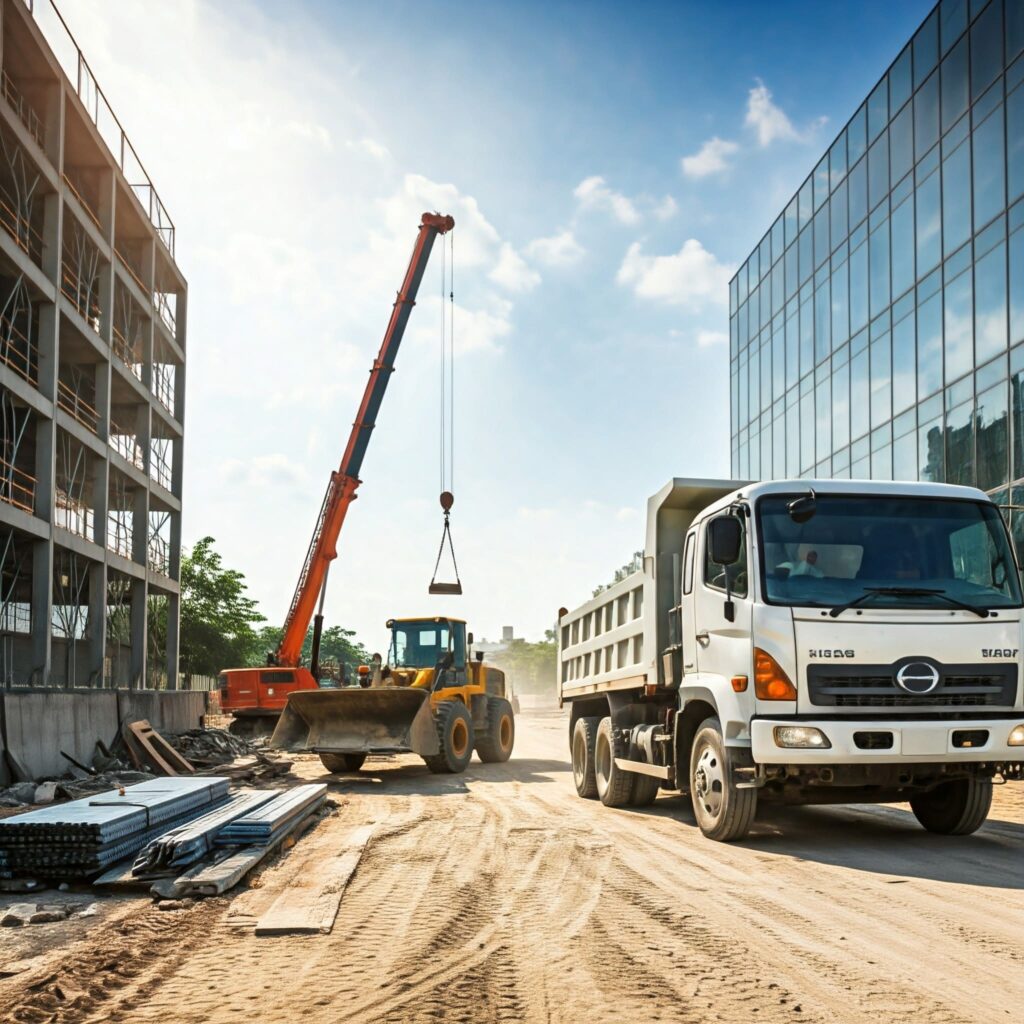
left=909, top=776, right=993, bottom=835
left=423, top=701, right=474, bottom=774
left=630, top=772, right=661, bottom=807
left=475, top=697, right=515, bottom=763
left=319, top=752, right=367, bottom=773
left=571, top=716, right=601, bottom=799
left=594, top=717, right=635, bottom=808
left=689, top=717, right=756, bottom=842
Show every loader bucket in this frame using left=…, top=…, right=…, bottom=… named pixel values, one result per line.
left=269, top=687, right=440, bottom=756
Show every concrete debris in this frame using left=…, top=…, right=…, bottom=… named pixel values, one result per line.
left=1, top=902, right=75, bottom=927
left=33, top=782, right=57, bottom=805
left=168, top=728, right=260, bottom=765
left=1, top=782, right=38, bottom=806
left=156, top=898, right=194, bottom=911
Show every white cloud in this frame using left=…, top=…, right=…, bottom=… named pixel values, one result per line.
left=346, top=136, right=390, bottom=160
left=681, top=136, right=738, bottom=178
left=653, top=195, right=678, bottom=220
left=221, top=453, right=306, bottom=489
left=489, top=242, right=540, bottom=292
left=525, top=229, right=585, bottom=267
left=745, top=81, right=798, bottom=147
left=285, top=120, right=332, bottom=149
left=697, top=329, right=728, bottom=347
left=617, top=239, right=734, bottom=311
left=573, top=175, right=641, bottom=225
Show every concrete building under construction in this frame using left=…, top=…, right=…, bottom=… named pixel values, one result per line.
left=0, top=0, right=186, bottom=688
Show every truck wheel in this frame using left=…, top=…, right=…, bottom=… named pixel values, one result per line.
left=594, top=717, right=634, bottom=807
left=475, top=697, right=515, bottom=763
left=909, top=777, right=993, bottom=835
left=689, top=717, right=756, bottom=842
left=423, top=701, right=474, bottom=774
left=630, top=773, right=661, bottom=807
left=571, top=716, right=601, bottom=799
left=319, top=752, right=367, bottom=773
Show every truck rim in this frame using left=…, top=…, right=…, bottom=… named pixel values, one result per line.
left=572, top=728, right=588, bottom=787
left=693, top=743, right=724, bottom=820
left=595, top=730, right=611, bottom=788
left=499, top=714, right=513, bottom=750
left=451, top=718, right=469, bottom=758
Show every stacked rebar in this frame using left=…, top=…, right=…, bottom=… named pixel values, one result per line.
left=0, top=777, right=229, bottom=878
left=131, top=788, right=277, bottom=877
left=216, top=784, right=327, bottom=846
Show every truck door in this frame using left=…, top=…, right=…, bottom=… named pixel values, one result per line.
left=694, top=514, right=753, bottom=682
left=680, top=529, right=699, bottom=674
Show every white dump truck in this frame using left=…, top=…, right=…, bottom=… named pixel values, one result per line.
left=558, top=478, right=1024, bottom=841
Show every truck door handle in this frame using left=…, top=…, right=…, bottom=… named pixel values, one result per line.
left=695, top=631, right=710, bottom=647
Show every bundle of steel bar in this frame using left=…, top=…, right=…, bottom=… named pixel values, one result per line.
left=0, top=778, right=229, bottom=878
left=131, top=788, right=277, bottom=877
left=216, top=784, right=327, bottom=846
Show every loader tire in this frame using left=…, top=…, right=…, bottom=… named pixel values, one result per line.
left=910, top=776, right=992, bottom=835
left=571, top=716, right=601, bottom=799
left=475, top=697, right=515, bottom=763
left=629, top=772, right=661, bottom=807
left=594, top=716, right=634, bottom=808
left=423, top=701, right=474, bottom=774
left=319, top=752, right=367, bottom=773
left=689, top=717, right=757, bottom=842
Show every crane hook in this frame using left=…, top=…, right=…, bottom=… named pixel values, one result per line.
left=429, top=492, right=462, bottom=595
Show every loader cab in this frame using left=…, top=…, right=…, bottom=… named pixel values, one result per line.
left=387, top=616, right=468, bottom=686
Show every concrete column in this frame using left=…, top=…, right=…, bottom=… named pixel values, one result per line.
left=141, top=238, right=156, bottom=295
left=97, top=260, right=113, bottom=346
left=129, top=577, right=146, bottom=689
left=40, top=192, right=62, bottom=289
left=43, top=80, right=63, bottom=178
left=131, top=482, right=148, bottom=567
left=165, top=590, right=180, bottom=691
left=91, top=452, right=108, bottom=549
left=98, top=167, right=115, bottom=245
left=87, top=559, right=106, bottom=686
left=30, top=538, right=51, bottom=685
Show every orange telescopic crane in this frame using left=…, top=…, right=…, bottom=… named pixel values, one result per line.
left=218, top=212, right=455, bottom=735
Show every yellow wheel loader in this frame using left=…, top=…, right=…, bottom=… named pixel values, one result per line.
left=270, top=616, right=515, bottom=774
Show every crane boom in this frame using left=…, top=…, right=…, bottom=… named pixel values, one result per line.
left=275, top=212, right=455, bottom=668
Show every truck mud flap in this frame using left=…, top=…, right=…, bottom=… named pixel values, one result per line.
left=269, top=688, right=440, bottom=756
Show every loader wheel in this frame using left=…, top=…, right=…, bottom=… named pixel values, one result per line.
left=629, top=772, right=661, bottom=807
left=594, top=717, right=634, bottom=808
left=571, top=716, right=601, bottom=799
left=689, top=717, right=756, bottom=842
left=910, top=776, right=992, bottom=835
left=476, top=697, right=515, bottom=763
left=319, top=752, right=367, bottom=773
left=423, top=701, right=474, bottom=774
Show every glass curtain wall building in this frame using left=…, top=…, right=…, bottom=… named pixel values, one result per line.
left=729, top=0, right=1024, bottom=547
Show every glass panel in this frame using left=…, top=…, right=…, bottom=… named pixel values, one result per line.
left=871, top=330, right=892, bottom=428
left=772, top=261, right=784, bottom=316
left=786, top=401, right=799, bottom=476
left=848, top=156, right=868, bottom=229
left=799, top=225, right=813, bottom=284
left=785, top=243, right=798, bottom=300
left=772, top=324, right=786, bottom=399
left=799, top=178, right=813, bottom=231
left=1009, top=0, right=1024, bottom=64
left=816, top=376, right=831, bottom=456
left=914, top=71, right=941, bottom=161
left=847, top=104, right=868, bottom=166
left=869, top=217, right=891, bottom=319
left=830, top=179, right=848, bottom=248
left=1012, top=347, right=1024, bottom=480
left=868, top=133, right=890, bottom=211
left=920, top=410, right=945, bottom=481
left=815, top=280, right=831, bottom=363
left=945, top=269, right=974, bottom=382
left=832, top=361, right=850, bottom=450
left=971, top=0, right=1003, bottom=99
left=800, top=390, right=815, bottom=471
left=977, top=379, right=1009, bottom=491
left=973, top=105, right=1006, bottom=232
left=893, top=309, right=917, bottom=413
left=800, top=295, right=814, bottom=376
left=916, top=167, right=942, bottom=275
left=832, top=259, right=849, bottom=348
left=1009, top=85, right=1024, bottom=204
left=814, top=204, right=829, bottom=268
left=918, top=289, right=944, bottom=396
left=851, top=347, right=870, bottom=439
left=868, top=78, right=889, bottom=141
left=830, top=132, right=847, bottom=188
left=1011, top=226, right=1024, bottom=345
left=872, top=443, right=893, bottom=480
left=771, top=216, right=784, bottom=265
left=891, top=45, right=912, bottom=112
left=976, top=241, right=1008, bottom=364
left=890, top=104, right=913, bottom=184
left=891, top=194, right=915, bottom=299
left=940, top=0, right=968, bottom=56
left=914, top=12, right=939, bottom=89
left=942, top=139, right=972, bottom=257
left=785, top=197, right=799, bottom=248
left=893, top=427, right=918, bottom=479
left=849, top=240, right=869, bottom=335
left=945, top=397, right=975, bottom=486
left=814, top=156, right=830, bottom=210
left=941, top=36, right=969, bottom=132
left=786, top=311, right=799, bottom=385
left=761, top=340, right=772, bottom=410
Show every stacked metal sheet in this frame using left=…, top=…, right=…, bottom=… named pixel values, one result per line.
left=132, top=788, right=277, bottom=877
left=0, top=777, right=229, bottom=879
left=216, top=784, right=327, bottom=847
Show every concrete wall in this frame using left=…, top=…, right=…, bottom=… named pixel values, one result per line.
left=0, top=689, right=208, bottom=784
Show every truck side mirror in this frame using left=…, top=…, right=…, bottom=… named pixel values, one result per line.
left=467, top=632, right=474, bottom=645
left=708, top=516, right=742, bottom=566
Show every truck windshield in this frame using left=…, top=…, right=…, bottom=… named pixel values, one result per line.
left=757, top=495, right=1022, bottom=611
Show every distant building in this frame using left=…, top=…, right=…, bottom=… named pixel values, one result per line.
left=474, top=626, right=517, bottom=655
left=0, top=1, right=187, bottom=686
left=730, top=0, right=1024, bottom=547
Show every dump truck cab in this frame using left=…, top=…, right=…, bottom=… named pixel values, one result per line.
left=218, top=665, right=318, bottom=737
left=271, top=615, right=515, bottom=775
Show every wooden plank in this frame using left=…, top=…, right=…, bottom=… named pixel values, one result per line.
left=122, top=719, right=193, bottom=775
left=254, top=823, right=378, bottom=937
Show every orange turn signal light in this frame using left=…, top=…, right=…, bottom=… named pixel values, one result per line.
left=731, top=675, right=748, bottom=692
left=753, top=648, right=797, bottom=700
left=357, top=664, right=370, bottom=675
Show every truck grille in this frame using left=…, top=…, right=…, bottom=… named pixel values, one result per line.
left=806, top=663, right=1018, bottom=708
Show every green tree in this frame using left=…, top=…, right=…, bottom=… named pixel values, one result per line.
left=180, top=537, right=265, bottom=678
left=487, top=637, right=557, bottom=695
left=250, top=623, right=370, bottom=675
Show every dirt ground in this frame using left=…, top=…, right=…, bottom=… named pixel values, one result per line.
left=0, top=707, right=1021, bottom=1024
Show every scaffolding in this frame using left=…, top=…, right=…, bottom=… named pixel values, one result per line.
left=105, top=571, right=131, bottom=686
left=0, top=387, right=34, bottom=513
left=148, top=509, right=170, bottom=574
left=61, top=219, right=102, bottom=332
left=112, top=282, right=144, bottom=380
left=0, top=274, right=39, bottom=384
left=0, top=120, right=43, bottom=265
left=54, top=428, right=93, bottom=540
left=150, top=435, right=172, bottom=491
left=51, top=547, right=90, bottom=687
left=56, top=364, right=99, bottom=433
left=0, top=528, right=30, bottom=687
left=106, top=471, right=132, bottom=558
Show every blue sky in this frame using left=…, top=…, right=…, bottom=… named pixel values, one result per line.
left=59, top=0, right=932, bottom=648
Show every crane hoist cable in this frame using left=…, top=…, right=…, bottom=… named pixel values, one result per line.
left=430, top=228, right=462, bottom=596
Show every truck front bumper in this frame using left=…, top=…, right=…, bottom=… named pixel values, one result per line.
left=750, top=716, right=1024, bottom=765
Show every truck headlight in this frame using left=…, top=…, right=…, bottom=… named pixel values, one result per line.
left=1008, top=724, right=1024, bottom=746
left=773, top=726, right=831, bottom=749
